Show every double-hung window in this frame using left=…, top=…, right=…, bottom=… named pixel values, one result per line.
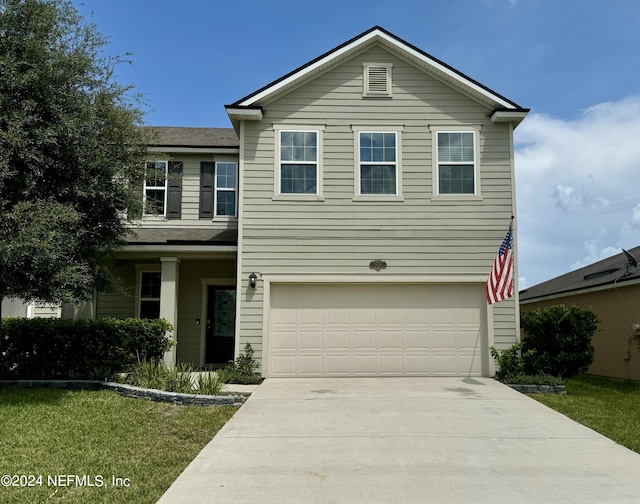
left=215, top=162, right=237, bottom=216
left=356, top=130, right=401, bottom=197
left=436, top=131, right=477, bottom=195
left=279, top=130, right=318, bottom=195
left=144, top=161, right=168, bottom=215
left=139, top=271, right=161, bottom=319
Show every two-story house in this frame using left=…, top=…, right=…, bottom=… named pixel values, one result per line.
left=74, top=27, right=529, bottom=377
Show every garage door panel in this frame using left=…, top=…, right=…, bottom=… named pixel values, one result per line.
left=380, top=355, right=404, bottom=374
left=353, top=355, right=376, bottom=374
left=431, top=331, right=456, bottom=350
left=272, top=331, right=296, bottom=350
left=406, top=331, right=429, bottom=349
left=269, top=284, right=486, bottom=377
left=406, top=355, right=430, bottom=374
left=380, top=331, right=403, bottom=349
left=299, top=355, right=323, bottom=375
left=327, top=331, right=350, bottom=349
left=327, top=355, right=350, bottom=374
left=300, top=331, right=323, bottom=349
left=354, top=331, right=376, bottom=349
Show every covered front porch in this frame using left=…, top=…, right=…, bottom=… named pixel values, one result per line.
left=95, top=228, right=238, bottom=368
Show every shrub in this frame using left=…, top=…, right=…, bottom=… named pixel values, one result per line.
left=0, top=317, right=172, bottom=379
left=521, top=305, right=599, bottom=379
left=490, top=343, right=536, bottom=382
left=123, top=361, right=222, bottom=395
left=218, top=343, right=261, bottom=384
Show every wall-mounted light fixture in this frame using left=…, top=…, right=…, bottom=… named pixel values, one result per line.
left=249, top=272, right=260, bottom=288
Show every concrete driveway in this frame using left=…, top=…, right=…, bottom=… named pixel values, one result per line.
left=157, top=378, right=640, bottom=503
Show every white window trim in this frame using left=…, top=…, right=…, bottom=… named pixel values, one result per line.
left=430, top=125, right=482, bottom=200
left=143, top=160, right=168, bottom=217
left=214, top=161, right=238, bottom=219
left=363, top=63, right=393, bottom=98
left=135, top=266, right=162, bottom=319
left=352, top=126, right=404, bottom=201
left=273, top=125, right=324, bottom=201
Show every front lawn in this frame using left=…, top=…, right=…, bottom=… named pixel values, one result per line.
left=533, top=374, right=640, bottom=454
left=0, top=388, right=237, bottom=504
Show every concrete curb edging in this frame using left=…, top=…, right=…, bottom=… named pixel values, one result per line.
left=0, top=380, right=241, bottom=406
left=507, top=383, right=567, bottom=394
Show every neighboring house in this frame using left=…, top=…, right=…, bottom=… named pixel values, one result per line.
left=6, top=27, right=530, bottom=377
left=520, top=246, right=640, bottom=382
left=1, top=298, right=61, bottom=319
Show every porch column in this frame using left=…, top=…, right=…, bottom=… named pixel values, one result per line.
left=160, top=257, right=180, bottom=367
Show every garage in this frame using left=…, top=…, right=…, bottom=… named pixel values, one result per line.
left=268, top=283, right=487, bottom=377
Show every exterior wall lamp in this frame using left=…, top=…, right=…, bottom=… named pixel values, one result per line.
left=249, top=272, right=260, bottom=289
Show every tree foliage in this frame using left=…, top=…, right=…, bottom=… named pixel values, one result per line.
left=0, top=0, right=149, bottom=307
left=521, top=305, right=599, bottom=379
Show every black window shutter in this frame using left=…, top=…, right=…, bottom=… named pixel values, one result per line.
left=166, top=161, right=183, bottom=219
left=200, top=162, right=215, bottom=218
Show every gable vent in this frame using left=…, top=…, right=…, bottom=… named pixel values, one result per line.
left=363, top=63, right=392, bottom=97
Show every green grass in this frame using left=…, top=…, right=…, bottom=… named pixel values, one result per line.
left=0, top=388, right=237, bottom=504
left=533, top=374, right=640, bottom=454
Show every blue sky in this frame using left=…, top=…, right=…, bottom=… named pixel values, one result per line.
left=72, top=0, right=640, bottom=288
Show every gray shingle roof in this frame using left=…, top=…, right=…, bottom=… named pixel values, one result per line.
left=142, top=126, right=239, bottom=148
left=127, top=228, right=237, bottom=245
left=520, top=245, right=640, bottom=302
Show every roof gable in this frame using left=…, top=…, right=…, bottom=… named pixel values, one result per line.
left=226, top=26, right=527, bottom=121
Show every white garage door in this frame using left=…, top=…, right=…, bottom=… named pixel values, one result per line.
left=268, top=283, right=486, bottom=377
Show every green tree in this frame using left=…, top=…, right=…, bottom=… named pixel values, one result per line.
left=0, top=0, right=149, bottom=315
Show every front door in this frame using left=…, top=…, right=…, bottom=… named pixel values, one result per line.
left=205, top=287, right=236, bottom=365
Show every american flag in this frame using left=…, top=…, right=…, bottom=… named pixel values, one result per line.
left=486, top=224, right=514, bottom=305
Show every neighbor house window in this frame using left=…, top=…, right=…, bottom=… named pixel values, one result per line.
left=139, top=272, right=161, bottom=319
left=144, top=161, right=168, bottom=215
left=279, top=130, right=318, bottom=194
left=215, top=162, right=237, bottom=216
left=437, top=132, right=476, bottom=195
left=358, top=131, right=397, bottom=195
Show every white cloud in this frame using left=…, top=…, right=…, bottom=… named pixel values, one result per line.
left=515, top=96, right=640, bottom=286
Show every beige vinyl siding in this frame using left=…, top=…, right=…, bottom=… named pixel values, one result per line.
left=96, top=264, right=137, bottom=319
left=138, top=153, right=239, bottom=229
left=238, top=45, right=519, bottom=363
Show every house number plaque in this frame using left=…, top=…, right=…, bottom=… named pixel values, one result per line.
left=369, top=259, right=387, bottom=272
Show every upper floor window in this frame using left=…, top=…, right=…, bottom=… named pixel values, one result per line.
left=200, top=161, right=237, bottom=219
left=215, top=162, right=237, bottom=216
left=358, top=131, right=398, bottom=195
left=436, top=131, right=476, bottom=195
left=144, top=161, right=167, bottom=215
left=279, top=130, right=318, bottom=195
left=144, top=160, right=182, bottom=218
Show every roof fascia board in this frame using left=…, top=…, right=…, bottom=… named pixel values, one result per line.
left=123, top=244, right=237, bottom=253
left=235, top=27, right=520, bottom=110
left=520, top=276, right=640, bottom=305
left=147, top=147, right=239, bottom=154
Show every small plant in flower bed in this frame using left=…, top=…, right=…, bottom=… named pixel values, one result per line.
left=123, top=361, right=223, bottom=395
left=217, top=343, right=261, bottom=384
